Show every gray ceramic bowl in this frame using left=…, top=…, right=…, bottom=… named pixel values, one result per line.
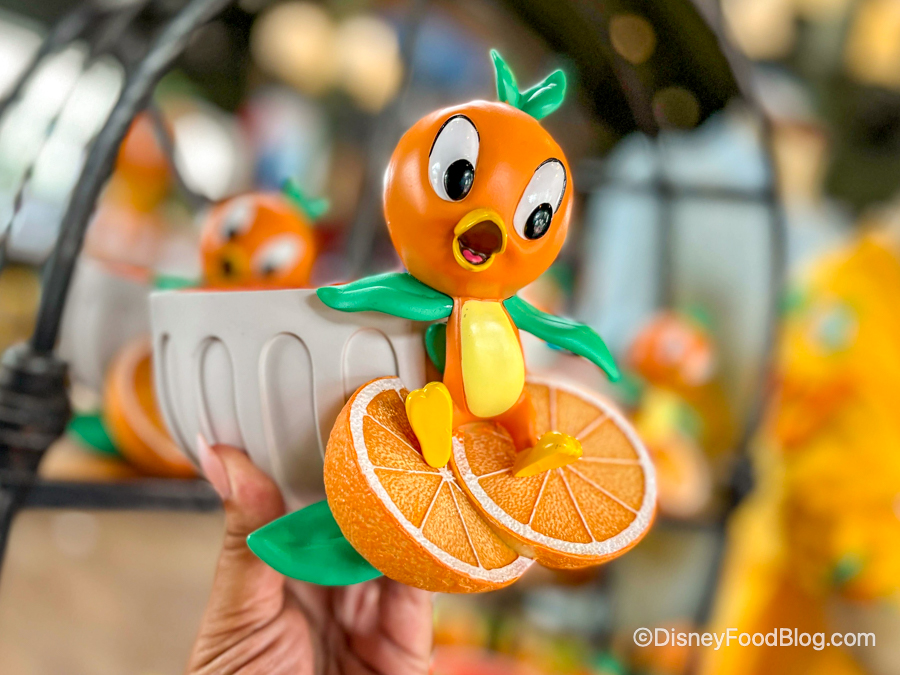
left=150, top=287, right=426, bottom=504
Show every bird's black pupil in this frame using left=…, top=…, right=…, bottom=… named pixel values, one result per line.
left=525, top=203, right=553, bottom=239
left=444, top=159, right=474, bottom=201
left=224, top=221, right=242, bottom=240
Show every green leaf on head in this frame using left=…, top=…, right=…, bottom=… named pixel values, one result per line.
left=491, top=49, right=567, bottom=120
left=282, top=178, right=330, bottom=222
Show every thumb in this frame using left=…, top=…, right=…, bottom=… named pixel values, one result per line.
left=197, top=436, right=287, bottom=626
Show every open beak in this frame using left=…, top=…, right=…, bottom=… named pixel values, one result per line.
left=452, top=208, right=507, bottom=272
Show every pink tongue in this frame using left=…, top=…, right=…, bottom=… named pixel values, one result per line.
left=462, top=248, right=486, bottom=265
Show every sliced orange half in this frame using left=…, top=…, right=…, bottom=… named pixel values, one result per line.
left=452, top=378, right=656, bottom=569
left=104, top=337, right=196, bottom=478
left=324, top=377, right=532, bottom=593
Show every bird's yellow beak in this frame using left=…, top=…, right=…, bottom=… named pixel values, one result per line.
left=452, top=208, right=507, bottom=272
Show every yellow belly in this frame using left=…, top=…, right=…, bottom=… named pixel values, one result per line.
left=460, top=300, right=525, bottom=418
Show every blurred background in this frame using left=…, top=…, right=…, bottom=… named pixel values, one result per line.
left=1, top=0, right=899, bottom=673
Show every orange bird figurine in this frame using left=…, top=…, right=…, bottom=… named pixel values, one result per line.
left=317, top=51, right=618, bottom=475
left=247, top=51, right=655, bottom=591
left=199, top=181, right=327, bottom=289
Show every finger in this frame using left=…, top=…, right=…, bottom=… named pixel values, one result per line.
left=334, top=581, right=381, bottom=634
left=344, top=579, right=433, bottom=675
left=197, top=438, right=287, bottom=628
left=377, top=579, right=433, bottom=659
left=285, top=578, right=332, bottom=632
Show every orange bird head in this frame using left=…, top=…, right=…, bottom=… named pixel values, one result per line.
left=384, top=51, right=572, bottom=300
left=199, top=182, right=327, bottom=289
left=628, top=311, right=716, bottom=391
left=111, top=113, right=171, bottom=212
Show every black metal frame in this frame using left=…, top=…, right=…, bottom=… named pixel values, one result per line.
left=3, top=477, right=219, bottom=511
left=0, top=0, right=234, bottom=571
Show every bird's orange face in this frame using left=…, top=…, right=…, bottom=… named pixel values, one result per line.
left=111, top=114, right=171, bottom=212
left=628, top=313, right=716, bottom=390
left=384, top=101, right=573, bottom=300
left=200, top=193, right=317, bottom=289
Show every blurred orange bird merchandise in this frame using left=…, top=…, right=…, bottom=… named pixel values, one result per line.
left=700, top=472, right=869, bottom=675
left=628, top=310, right=736, bottom=459
left=199, top=181, right=327, bottom=289
left=632, top=389, right=712, bottom=519
left=493, top=619, right=596, bottom=675
left=624, top=310, right=738, bottom=518
left=101, top=181, right=328, bottom=475
left=772, top=234, right=900, bottom=603
left=433, top=597, right=492, bottom=649
left=248, top=51, right=656, bottom=592
left=83, top=114, right=174, bottom=270
left=701, top=490, right=868, bottom=675
left=432, top=646, right=546, bottom=675
left=628, top=311, right=716, bottom=392
left=103, top=338, right=196, bottom=478
left=701, top=233, right=900, bottom=675
left=770, top=235, right=900, bottom=452
left=108, top=111, right=173, bottom=211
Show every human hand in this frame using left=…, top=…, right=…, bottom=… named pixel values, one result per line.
left=187, top=439, right=433, bottom=674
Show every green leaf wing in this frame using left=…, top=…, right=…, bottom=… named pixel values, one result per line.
left=67, top=412, right=119, bottom=456
left=317, top=272, right=453, bottom=322
left=504, top=295, right=620, bottom=381
left=425, top=322, right=447, bottom=374
left=247, top=500, right=382, bottom=586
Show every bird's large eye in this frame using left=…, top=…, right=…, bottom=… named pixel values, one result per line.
left=808, top=302, right=857, bottom=353
left=219, top=198, right=256, bottom=242
left=252, top=234, right=304, bottom=277
left=429, top=115, right=479, bottom=202
left=513, top=159, right=566, bottom=240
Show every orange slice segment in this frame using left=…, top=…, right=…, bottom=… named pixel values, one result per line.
left=324, top=377, right=532, bottom=593
left=452, top=378, right=656, bottom=569
left=104, top=337, right=196, bottom=478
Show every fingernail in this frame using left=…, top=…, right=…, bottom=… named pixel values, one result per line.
left=197, top=433, right=231, bottom=501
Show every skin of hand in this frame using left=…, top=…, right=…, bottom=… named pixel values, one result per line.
left=188, top=441, right=434, bottom=675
